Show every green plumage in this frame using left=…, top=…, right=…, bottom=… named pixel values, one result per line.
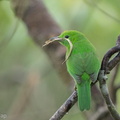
left=58, top=30, right=100, bottom=111
left=45, top=30, right=100, bottom=111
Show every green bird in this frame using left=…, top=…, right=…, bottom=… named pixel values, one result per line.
left=43, top=30, right=100, bottom=111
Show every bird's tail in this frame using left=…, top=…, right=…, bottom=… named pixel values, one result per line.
left=77, top=73, right=91, bottom=111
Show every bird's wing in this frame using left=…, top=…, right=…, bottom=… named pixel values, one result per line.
left=82, top=52, right=100, bottom=82
left=67, top=51, right=100, bottom=83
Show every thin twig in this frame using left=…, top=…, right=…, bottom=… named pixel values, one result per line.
left=108, top=35, right=120, bottom=71
left=50, top=91, right=77, bottom=120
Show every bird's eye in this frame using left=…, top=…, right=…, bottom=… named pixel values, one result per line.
left=65, top=35, right=69, bottom=38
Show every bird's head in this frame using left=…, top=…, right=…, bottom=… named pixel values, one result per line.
left=43, top=30, right=83, bottom=47
left=43, top=30, right=84, bottom=63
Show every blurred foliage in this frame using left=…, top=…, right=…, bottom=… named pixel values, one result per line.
left=0, top=0, right=120, bottom=120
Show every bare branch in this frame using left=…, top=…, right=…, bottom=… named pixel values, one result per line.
left=98, top=70, right=120, bottom=120
left=101, top=46, right=120, bottom=74
left=50, top=91, right=77, bottom=120
left=107, top=52, right=120, bottom=72
left=107, top=35, right=120, bottom=71
left=98, top=36, right=120, bottom=120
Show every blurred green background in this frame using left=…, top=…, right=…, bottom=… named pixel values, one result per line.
left=0, top=0, right=120, bottom=120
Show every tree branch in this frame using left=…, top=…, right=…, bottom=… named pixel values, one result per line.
left=50, top=91, right=77, bottom=120
left=98, top=36, right=120, bottom=120
left=98, top=70, right=120, bottom=120
left=100, top=46, right=120, bottom=74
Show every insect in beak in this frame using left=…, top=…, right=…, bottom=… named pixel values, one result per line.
left=43, top=36, right=73, bottom=64
left=42, top=37, right=62, bottom=47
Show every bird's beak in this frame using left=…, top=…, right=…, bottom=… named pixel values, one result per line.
left=42, top=36, right=62, bottom=47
